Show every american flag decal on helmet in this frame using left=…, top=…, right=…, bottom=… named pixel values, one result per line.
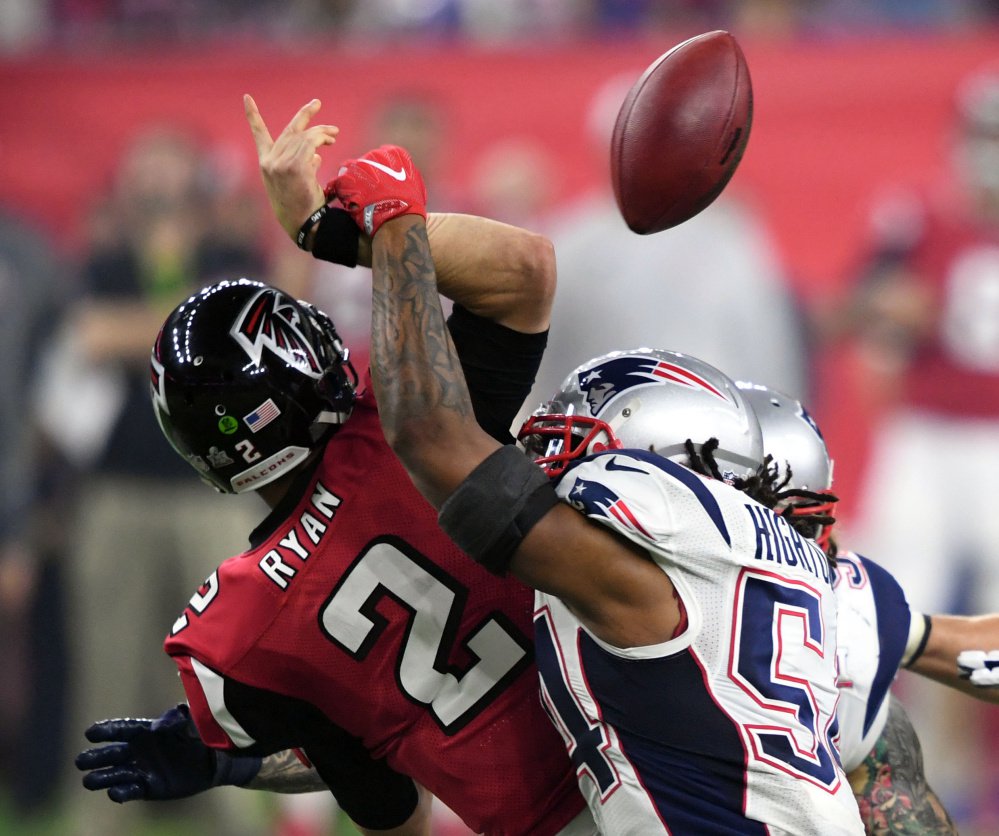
left=577, top=354, right=730, bottom=416
left=230, top=289, right=323, bottom=379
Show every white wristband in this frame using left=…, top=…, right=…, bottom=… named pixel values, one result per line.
left=901, top=611, right=930, bottom=668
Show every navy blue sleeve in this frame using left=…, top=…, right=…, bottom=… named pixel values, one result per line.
left=221, top=677, right=419, bottom=830
left=447, top=303, right=548, bottom=444
left=858, top=554, right=912, bottom=737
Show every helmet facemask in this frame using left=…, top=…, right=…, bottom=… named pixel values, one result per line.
left=518, top=411, right=624, bottom=476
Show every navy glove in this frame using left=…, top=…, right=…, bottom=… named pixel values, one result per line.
left=75, top=703, right=261, bottom=803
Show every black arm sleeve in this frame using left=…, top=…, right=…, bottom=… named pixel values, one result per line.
left=447, top=303, right=548, bottom=444
left=222, top=678, right=419, bottom=830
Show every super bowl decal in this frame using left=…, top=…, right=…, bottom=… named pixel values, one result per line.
left=230, top=289, right=323, bottom=378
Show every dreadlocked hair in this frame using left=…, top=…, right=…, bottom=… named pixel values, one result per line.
left=683, top=438, right=838, bottom=570
left=776, top=487, right=840, bottom=565
left=767, top=457, right=841, bottom=563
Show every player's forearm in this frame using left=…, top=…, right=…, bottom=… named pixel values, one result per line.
left=848, top=699, right=957, bottom=834
left=245, top=749, right=327, bottom=793
left=423, top=213, right=555, bottom=333
left=369, top=216, right=496, bottom=508
left=359, top=213, right=554, bottom=334
left=911, top=613, right=999, bottom=703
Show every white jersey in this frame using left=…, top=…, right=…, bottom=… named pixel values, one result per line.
left=833, top=551, right=913, bottom=772
left=534, top=450, right=863, bottom=836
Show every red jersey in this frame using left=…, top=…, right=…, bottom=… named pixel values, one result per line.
left=895, top=190, right=999, bottom=417
left=165, top=386, right=584, bottom=835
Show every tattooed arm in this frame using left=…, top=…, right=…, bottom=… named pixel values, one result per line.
left=246, top=749, right=326, bottom=793
left=367, top=215, right=680, bottom=649
left=847, top=697, right=957, bottom=834
left=249, top=753, right=431, bottom=836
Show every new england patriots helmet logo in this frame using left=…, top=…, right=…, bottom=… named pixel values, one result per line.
left=230, top=289, right=323, bottom=379
left=798, top=403, right=825, bottom=441
left=577, top=355, right=730, bottom=416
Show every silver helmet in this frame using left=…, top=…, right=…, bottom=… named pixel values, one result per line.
left=518, top=348, right=764, bottom=481
left=735, top=382, right=833, bottom=491
left=736, top=381, right=836, bottom=551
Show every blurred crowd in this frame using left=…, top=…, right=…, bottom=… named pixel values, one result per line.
left=3, top=3, right=999, bottom=836
left=1, top=0, right=999, bottom=50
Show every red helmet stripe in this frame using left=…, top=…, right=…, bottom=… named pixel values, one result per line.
left=653, top=361, right=727, bottom=400
left=245, top=297, right=267, bottom=333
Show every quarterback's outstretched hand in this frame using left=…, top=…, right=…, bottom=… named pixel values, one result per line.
left=244, top=94, right=339, bottom=241
left=76, top=703, right=260, bottom=803
left=332, top=145, right=427, bottom=237
left=958, top=650, right=999, bottom=687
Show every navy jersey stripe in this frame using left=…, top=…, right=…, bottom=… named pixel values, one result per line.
left=577, top=632, right=766, bottom=835
left=857, top=554, right=911, bottom=736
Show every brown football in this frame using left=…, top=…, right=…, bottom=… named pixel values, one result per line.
left=611, top=30, right=753, bottom=234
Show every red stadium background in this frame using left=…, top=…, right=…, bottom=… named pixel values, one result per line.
left=3, top=30, right=999, bottom=523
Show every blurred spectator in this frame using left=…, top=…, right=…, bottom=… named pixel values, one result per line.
left=0, top=208, right=70, bottom=819
left=468, top=137, right=559, bottom=229
left=837, top=66, right=999, bottom=834
left=42, top=125, right=272, bottom=836
left=304, top=91, right=461, bottom=382
left=371, top=92, right=462, bottom=213
left=0, top=0, right=46, bottom=51
left=32, top=0, right=999, bottom=47
left=522, top=74, right=809, bottom=423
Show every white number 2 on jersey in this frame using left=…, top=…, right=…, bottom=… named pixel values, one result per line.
left=319, top=538, right=531, bottom=733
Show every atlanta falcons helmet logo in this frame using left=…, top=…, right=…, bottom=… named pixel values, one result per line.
left=230, top=289, right=324, bottom=378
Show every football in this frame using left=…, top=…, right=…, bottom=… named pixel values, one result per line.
left=610, top=30, right=753, bottom=234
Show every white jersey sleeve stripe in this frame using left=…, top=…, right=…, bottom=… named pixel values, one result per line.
left=191, top=657, right=257, bottom=748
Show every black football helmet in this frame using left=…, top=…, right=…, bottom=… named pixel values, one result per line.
left=150, top=278, right=357, bottom=493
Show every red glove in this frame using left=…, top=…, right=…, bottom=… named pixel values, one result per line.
left=329, top=145, right=427, bottom=237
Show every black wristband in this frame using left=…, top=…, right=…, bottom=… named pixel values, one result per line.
left=311, top=207, right=361, bottom=268
left=439, top=445, right=559, bottom=575
left=296, top=204, right=330, bottom=250
left=213, top=750, right=263, bottom=787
